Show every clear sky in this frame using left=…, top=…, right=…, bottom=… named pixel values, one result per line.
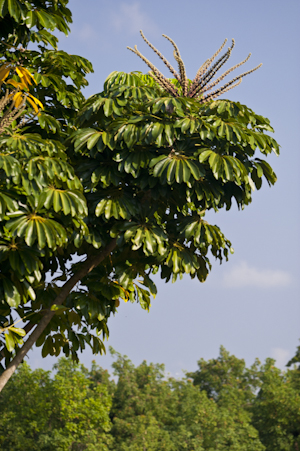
left=28, top=0, right=300, bottom=375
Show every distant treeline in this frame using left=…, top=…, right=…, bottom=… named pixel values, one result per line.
left=0, top=346, right=299, bottom=451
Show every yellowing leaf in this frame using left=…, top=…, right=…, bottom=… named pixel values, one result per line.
left=16, top=67, right=37, bottom=86
left=15, top=67, right=25, bottom=79
left=7, top=78, right=28, bottom=91
left=0, top=64, right=11, bottom=83
left=13, top=92, right=25, bottom=108
left=28, top=94, right=43, bottom=109
left=26, top=96, right=41, bottom=113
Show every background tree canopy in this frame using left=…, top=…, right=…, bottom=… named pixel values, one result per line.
left=0, top=348, right=299, bottom=450
left=0, top=0, right=280, bottom=391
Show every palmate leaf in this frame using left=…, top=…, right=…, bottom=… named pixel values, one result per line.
left=38, top=112, right=62, bottom=134
left=199, top=150, right=249, bottom=185
left=6, top=212, right=67, bottom=249
left=104, top=71, right=159, bottom=92
left=165, top=245, right=199, bottom=275
left=150, top=154, right=205, bottom=185
left=0, top=191, right=18, bottom=219
left=38, top=187, right=87, bottom=217
left=90, top=164, right=122, bottom=188
left=73, top=128, right=115, bottom=152
left=0, top=271, right=36, bottom=308
left=2, top=277, right=21, bottom=307
left=123, top=223, right=167, bottom=256
left=8, top=248, right=41, bottom=278
left=0, top=239, right=42, bottom=278
left=0, top=153, right=20, bottom=177
left=178, top=215, right=232, bottom=258
left=26, top=156, right=75, bottom=182
left=95, top=192, right=137, bottom=220
left=254, top=158, right=277, bottom=186
left=2, top=133, right=47, bottom=154
left=206, top=101, right=280, bottom=155
left=149, top=97, right=185, bottom=116
left=1, top=0, right=72, bottom=37
left=116, top=149, right=152, bottom=177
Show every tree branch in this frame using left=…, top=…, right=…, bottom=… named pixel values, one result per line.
left=0, top=238, right=117, bottom=392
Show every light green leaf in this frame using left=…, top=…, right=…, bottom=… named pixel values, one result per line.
left=5, top=331, right=15, bottom=353
left=9, top=327, right=26, bottom=337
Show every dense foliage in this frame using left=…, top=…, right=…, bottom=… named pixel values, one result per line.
left=0, top=348, right=299, bottom=451
left=0, top=0, right=279, bottom=391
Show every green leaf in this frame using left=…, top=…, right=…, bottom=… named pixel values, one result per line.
left=5, top=331, right=15, bottom=353
left=87, top=132, right=101, bottom=150
left=166, top=159, right=176, bottom=183
left=208, top=153, right=222, bottom=178
left=183, top=221, right=198, bottom=240
left=150, top=123, right=164, bottom=141
left=199, top=150, right=212, bottom=163
left=181, top=118, right=191, bottom=133
left=223, top=157, right=234, bottom=181
left=164, top=124, right=174, bottom=145
left=3, top=278, right=21, bottom=307
left=35, top=10, right=56, bottom=30
left=103, top=99, right=114, bottom=116
left=9, top=327, right=26, bottom=337
left=182, top=160, right=191, bottom=183
left=185, top=160, right=204, bottom=180
left=25, top=9, right=36, bottom=28
left=35, top=221, right=47, bottom=249
left=218, top=122, right=226, bottom=137
left=175, top=160, right=184, bottom=183
left=7, top=0, right=20, bottom=21
left=51, top=304, right=68, bottom=312
left=144, top=229, right=156, bottom=254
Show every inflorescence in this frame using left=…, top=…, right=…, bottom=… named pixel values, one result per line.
left=127, top=31, right=262, bottom=103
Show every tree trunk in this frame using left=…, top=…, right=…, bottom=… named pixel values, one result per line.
left=0, top=238, right=117, bottom=393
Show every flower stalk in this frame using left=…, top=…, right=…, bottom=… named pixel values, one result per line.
left=128, top=31, right=262, bottom=102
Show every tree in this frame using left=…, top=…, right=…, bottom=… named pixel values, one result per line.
left=0, top=2, right=279, bottom=392
left=251, top=360, right=300, bottom=451
left=188, top=347, right=300, bottom=451
left=187, top=345, right=262, bottom=406
left=5, top=349, right=292, bottom=450
left=0, top=358, right=112, bottom=450
left=108, top=348, right=264, bottom=451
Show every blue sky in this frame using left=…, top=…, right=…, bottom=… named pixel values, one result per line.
left=29, top=0, right=300, bottom=375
